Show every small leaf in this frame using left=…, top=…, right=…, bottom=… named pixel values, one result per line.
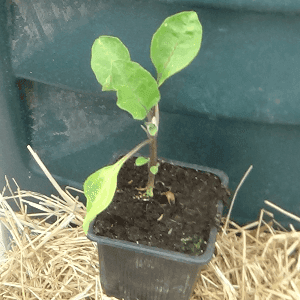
left=135, top=157, right=150, bottom=166
left=150, top=165, right=159, bottom=175
left=82, top=158, right=126, bottom=234
left=91, top=36, right=131, bottom=91
left=147, top=123, right=158, bottom=136
left=151, top=11, right=202, bottom=87
left=111, top=60, right=161, bottom=120
left=146, top=187, right=153, bottom=197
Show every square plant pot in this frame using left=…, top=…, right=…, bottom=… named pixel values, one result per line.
left=87, top=158, right=228, bottom=300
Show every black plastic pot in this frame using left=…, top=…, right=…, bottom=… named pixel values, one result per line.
left=87, top=158, right=228, bottom=300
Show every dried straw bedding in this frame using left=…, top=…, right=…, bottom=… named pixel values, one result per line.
left=0, top=148, right=299, bottom=299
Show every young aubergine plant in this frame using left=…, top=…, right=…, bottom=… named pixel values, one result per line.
left=82, top=11, right=203, bottom=234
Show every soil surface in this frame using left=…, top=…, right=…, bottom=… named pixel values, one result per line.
left=93, top=157, right=230, bottom=256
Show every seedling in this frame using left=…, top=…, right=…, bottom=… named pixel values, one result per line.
left=181, top=235, right=204, bottom=255
left=82, top=11, right=202, bottom=234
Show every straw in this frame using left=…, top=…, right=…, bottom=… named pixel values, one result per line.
left=222, top=165, right=253, bottom=236
left=193, top=210, right=300, bottom=300
left=0, top=148, right=299, bottom=299
left=265, top=200, right=300, bottom=224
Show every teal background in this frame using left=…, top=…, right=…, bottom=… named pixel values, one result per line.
left=1, top=0, right=300, bottom=228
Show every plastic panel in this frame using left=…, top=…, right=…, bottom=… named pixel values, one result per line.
left=9, top=0, right=300, bottom=125
left=1, top=0, right=300, bottom=235
left=161, top=0, right=300, bottom=13
left=0, top=0, right=72, bottom=203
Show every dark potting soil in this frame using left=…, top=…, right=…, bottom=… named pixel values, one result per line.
left=93, top=157, right=230, bottom=256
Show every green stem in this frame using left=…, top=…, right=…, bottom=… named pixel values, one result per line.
left=146, top=135, right=157, bottom=191
left=146, top=105, right=159, bottom=193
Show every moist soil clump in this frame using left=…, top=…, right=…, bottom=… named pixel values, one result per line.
left=93, top=157, right=230, bottom=256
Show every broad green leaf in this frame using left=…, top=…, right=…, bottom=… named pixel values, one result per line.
left=135, top=157, right=150, bottom=166
left=91, top=36, right=131, bottom=91
left=150, top=11, right=202, bottom=87
left=111, top=60, right=160, bottom=120
left=82, top=158, right=126, bottom=234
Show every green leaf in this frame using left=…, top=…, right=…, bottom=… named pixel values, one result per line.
left=135, top=156, right=150, bottom=166
left=147, top=123, right=158, bottom=136
left=91, top=36, right=131, bottom=91
left=111, top=60, right=160, bottom=120
left=82, top=158, right=126, bottom=234
left=150, top=165, right=159, bottom=175
left=150, top=11, right=202, bottom=87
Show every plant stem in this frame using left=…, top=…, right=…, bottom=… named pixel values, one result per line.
left=147, top=135, right=157, bottom=191
left=146, top=105, right=159, bottom=192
